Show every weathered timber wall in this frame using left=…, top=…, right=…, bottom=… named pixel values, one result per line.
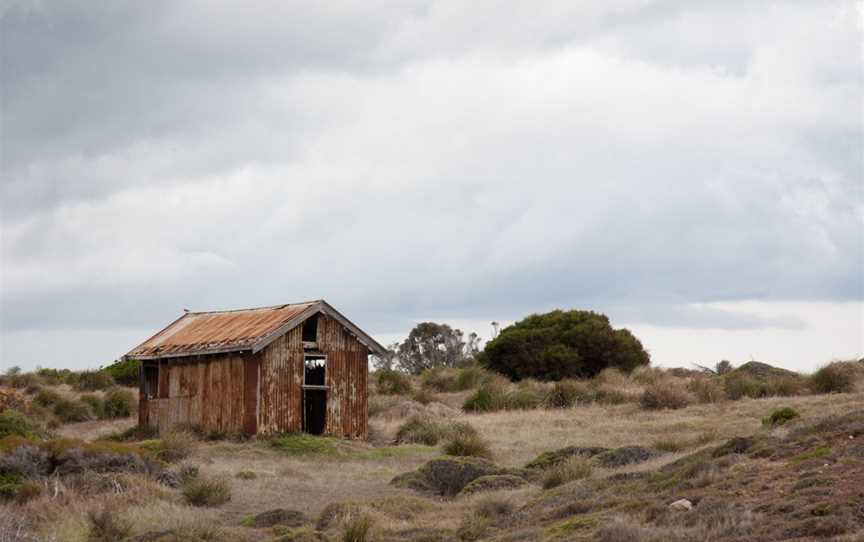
left=319, top=314, right=368, bottom=439
left=258, top=313, right=369, bottom=439
left=258, top=326, right=304, bottom=434
left=141, top=353, right=250, bottom=435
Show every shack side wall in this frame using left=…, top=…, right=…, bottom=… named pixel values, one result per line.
left=139, top=352, right=257, bottom=435
left=259, top=313, right=369, bottom=439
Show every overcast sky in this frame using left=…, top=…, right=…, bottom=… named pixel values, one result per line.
left=1, top=1, right=862, bottom=373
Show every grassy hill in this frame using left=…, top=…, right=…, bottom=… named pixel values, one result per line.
left=0, top=360, right=862, bottom=541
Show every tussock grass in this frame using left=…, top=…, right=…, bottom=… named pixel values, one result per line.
left=182, top=476, right=231, bottom=507
left=442, top=422, right=492, bottom=459
left=542, top=456, right=592, bottom=489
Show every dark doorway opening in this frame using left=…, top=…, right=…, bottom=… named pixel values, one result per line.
left=303, top=389, right=326, bottom=435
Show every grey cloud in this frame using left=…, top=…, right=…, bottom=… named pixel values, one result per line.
left=1, top=0, right=861, bottom=369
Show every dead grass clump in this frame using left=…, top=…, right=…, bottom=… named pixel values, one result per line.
left=809, top=362, right=857, bottom=394
left=341, top=514, right=372, bottom=542
left=86, top=507, right=131, bottom=542
left=456, top=514, right=488, bottom=541
left=377, top=370, right=412, bottom=395
left=474, top=495, right=514, bottom=518
left=764, top=375, right=806, bottom=397
left=653, top=437, right=688, bottom=453
left=630, top=366, right=665, bottom=385
left=367, top=395, right=399, bottom=418
left=639, top=382, right=691, bottom=410
left=32, top=389, right=63, bottom=408
left=396, top=416, right=447, bottom=445
left=687, top=377, right=724, bottom=403
left=411, top=388, right=436, bottom=405
left=723, top=373, right=763, bottom=400
left=594, top=368, right=628, bottom=387
left=442, top=423, right=492, bottom=459
left=544, top=379, right=590, bottom=408
left=595, top=519, right=653, bottom=542
left=155, top=431, right=197, bottom=463
left=182, top=475, right=231, bottom=507
left=542, top=456, right=592, bottom=489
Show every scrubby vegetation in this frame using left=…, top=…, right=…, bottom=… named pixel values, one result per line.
left=0, top=355, right=861, bottom=541
left=762, top=406, right=800, bottom=427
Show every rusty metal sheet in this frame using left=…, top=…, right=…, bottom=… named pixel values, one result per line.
left=127, top=302, right=315, bottom=359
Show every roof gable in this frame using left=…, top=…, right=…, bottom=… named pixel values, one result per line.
left=126, top=300, right=386, bottom=359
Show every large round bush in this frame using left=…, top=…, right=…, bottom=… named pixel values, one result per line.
left=480, top=310, right=649, bottom=381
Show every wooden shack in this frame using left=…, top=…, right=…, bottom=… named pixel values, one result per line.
left=124, top=300, right=386, bottom=439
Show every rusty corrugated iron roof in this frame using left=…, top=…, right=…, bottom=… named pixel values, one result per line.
left=126, top=299, right=387, bottom=359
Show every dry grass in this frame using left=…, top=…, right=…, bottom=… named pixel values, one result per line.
left=3, top=363, right=863, bottom=541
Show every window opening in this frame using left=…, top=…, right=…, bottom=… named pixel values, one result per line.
left=302, top=313, right=319, bottom=343
left=304, top=355, right=326, bottom=387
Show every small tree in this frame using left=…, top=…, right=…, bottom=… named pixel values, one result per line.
left=396, top=323, right=475, bottom=374
left=371, top=343, right=401, bottom=372
left=480, top=310, right=649, bottom=381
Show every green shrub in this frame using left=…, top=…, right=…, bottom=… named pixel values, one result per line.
left=0, top=472, right=23, bottom=500
left=0, top=410, right=37, bottom=439
left=762, top=407, right=800, bottom=427
left=53, top=399, right=92, bottom=423
left=809, top=363, right=856, bottom=394
left=32, top=389, right=63, bottom=408
left=542, top=456, right=592, bottom=489
left=442, top=422, right=491, bottom=459
left=396, top=416, right=446, bottom=445
left=75, top=371, right=115, bottom=391
left=639, top=383, right=691, bottom=410
left=463, top=381, right=507, bottom=412
left=341, top=514, right=372, bottom=542
left=480, top=309, right=649, bottom=381
left=102, top=358, right=140, bottom=387
left=80, top=394, right=105, bottom=418
left=505, top=384, right=544, bottom=410
left=102, top=388, right=134, bottom=418
left=182, top=476, right=231, bottom=506
left=377, top=370, right=412, bottom=395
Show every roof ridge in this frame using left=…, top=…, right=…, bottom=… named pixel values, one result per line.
left=186, top=299, right=323, bottom=315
